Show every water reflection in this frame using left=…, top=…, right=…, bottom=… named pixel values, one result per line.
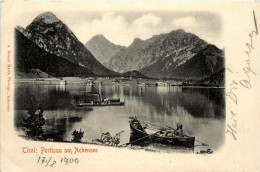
left=15, top=84, right=225, bottom=152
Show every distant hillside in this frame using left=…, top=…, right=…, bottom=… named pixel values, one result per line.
left=15, top=28, right=94, bottom=77
left=107, top=38, right=152, bottom=72
left=85, top=34, right=126, bottom=67
left=140, top=44, right=224, bottom=79
left=19, top=11, right=117, bottom=76
left=16, top=69, right=51, bottom=79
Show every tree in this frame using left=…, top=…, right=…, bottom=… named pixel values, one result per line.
left=23, top=95, right=45, bottom=139
left=71, top=129, right=84, bottom=142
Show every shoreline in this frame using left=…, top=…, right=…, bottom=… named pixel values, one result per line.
left=15, top=77, right=225, bottom=88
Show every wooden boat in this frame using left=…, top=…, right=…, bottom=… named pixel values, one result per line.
left=129, top=117, right=195, bottom=148
left=72, top=92, right=124, bottom=108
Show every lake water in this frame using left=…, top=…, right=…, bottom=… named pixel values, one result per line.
left=15, top=83, right=225, bottom=153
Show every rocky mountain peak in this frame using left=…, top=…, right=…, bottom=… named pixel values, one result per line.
left=174, top=29, right=185, bottom=33
left=88, top=34, right=112, bottom=45
left=167, top=29, right=199, bottom=41
left=129, top=38, right=146, bottom=49
left=132, top=38, right=143, bottom=44
left=202, top=44, right=223, bottom=57
left=85, top=34, right=126, bottom=66
left=204, top=44, right=220, bottom=52
left=169, top=29, right=186, bottom=35
left=92, top=34, right=106, bottom=39
left=32, top=12, right=60, bottom=24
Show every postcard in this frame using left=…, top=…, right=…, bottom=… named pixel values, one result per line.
left=1, top=1, right=260, bottom=171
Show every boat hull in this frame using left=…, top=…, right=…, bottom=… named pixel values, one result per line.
left=72, top=99, right=124, bottom=109
left=129, top=121, right=150, bottom=146
left=74, top=102, right=124, bottom=107
left=152, top=135, right=195, bottom=148
left=71, top=92, right=124, bottom=109
left=130, top=121, right=148, bottom=137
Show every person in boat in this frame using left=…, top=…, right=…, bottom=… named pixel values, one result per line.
left=132, top=119, right=147, bottom=130
left=133, top=121, right=142, bottom=130
left=174, top=123, right=184, bottom=137
left=103, top=98, right=109, bottom=104
left=163, top=123, right=184, bottom=137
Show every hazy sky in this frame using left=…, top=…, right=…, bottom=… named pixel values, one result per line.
left=19, top=11, right=223, bottom=48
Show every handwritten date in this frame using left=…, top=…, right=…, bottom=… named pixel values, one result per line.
left=37, top=156, right=79, bottom=167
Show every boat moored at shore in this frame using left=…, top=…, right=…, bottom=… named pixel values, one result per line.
left=129, top=117, right=195, bottom=148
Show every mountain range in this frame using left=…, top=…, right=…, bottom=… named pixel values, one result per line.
left=106, top=30, right=208, bottom=74
left=86, top=30, right=224, bottom=79
left=15, top=11, right=224, bottom=82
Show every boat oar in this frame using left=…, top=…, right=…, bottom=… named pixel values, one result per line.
left=129, top=117, right=168, bottom=130
left=166, top=125, right=209, bottom=146
left=119, top=131, right=161, bottom=147
left=138, top=119, right=166, bottom=129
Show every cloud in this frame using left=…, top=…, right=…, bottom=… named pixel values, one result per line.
left=133, top=13, right=162, bottom=27
left=73, top=12, right=131, bottom=46
left=171, top=16, right=222, bottom=47
left=132, top=13, right=163, bottom=40
left=172, top=16, right=198, bottom=29
left=63, top=12, right=222, bottom=47
left=70, top=12, right=166, bottom=46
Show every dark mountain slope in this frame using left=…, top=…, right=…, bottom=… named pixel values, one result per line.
left=140, top=44, right=224, bottom=79
left=198, top=68, right=225, bottom=86
left=122, top=70, right=149, bottom=79
left=15, top=28, right=94, bottom=77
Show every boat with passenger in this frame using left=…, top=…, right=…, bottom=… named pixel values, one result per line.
left=129, top=117, right=195, bottom=148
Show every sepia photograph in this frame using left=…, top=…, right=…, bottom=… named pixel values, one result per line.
left=14, top=10, right=225, bottom=154
left=1, top=1, right=259, bottom=171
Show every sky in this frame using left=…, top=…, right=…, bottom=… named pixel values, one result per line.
left=19, top=11, right=223, bottom=48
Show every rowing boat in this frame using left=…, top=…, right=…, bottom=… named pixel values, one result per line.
left=129, top=117, right=195, bottom=148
